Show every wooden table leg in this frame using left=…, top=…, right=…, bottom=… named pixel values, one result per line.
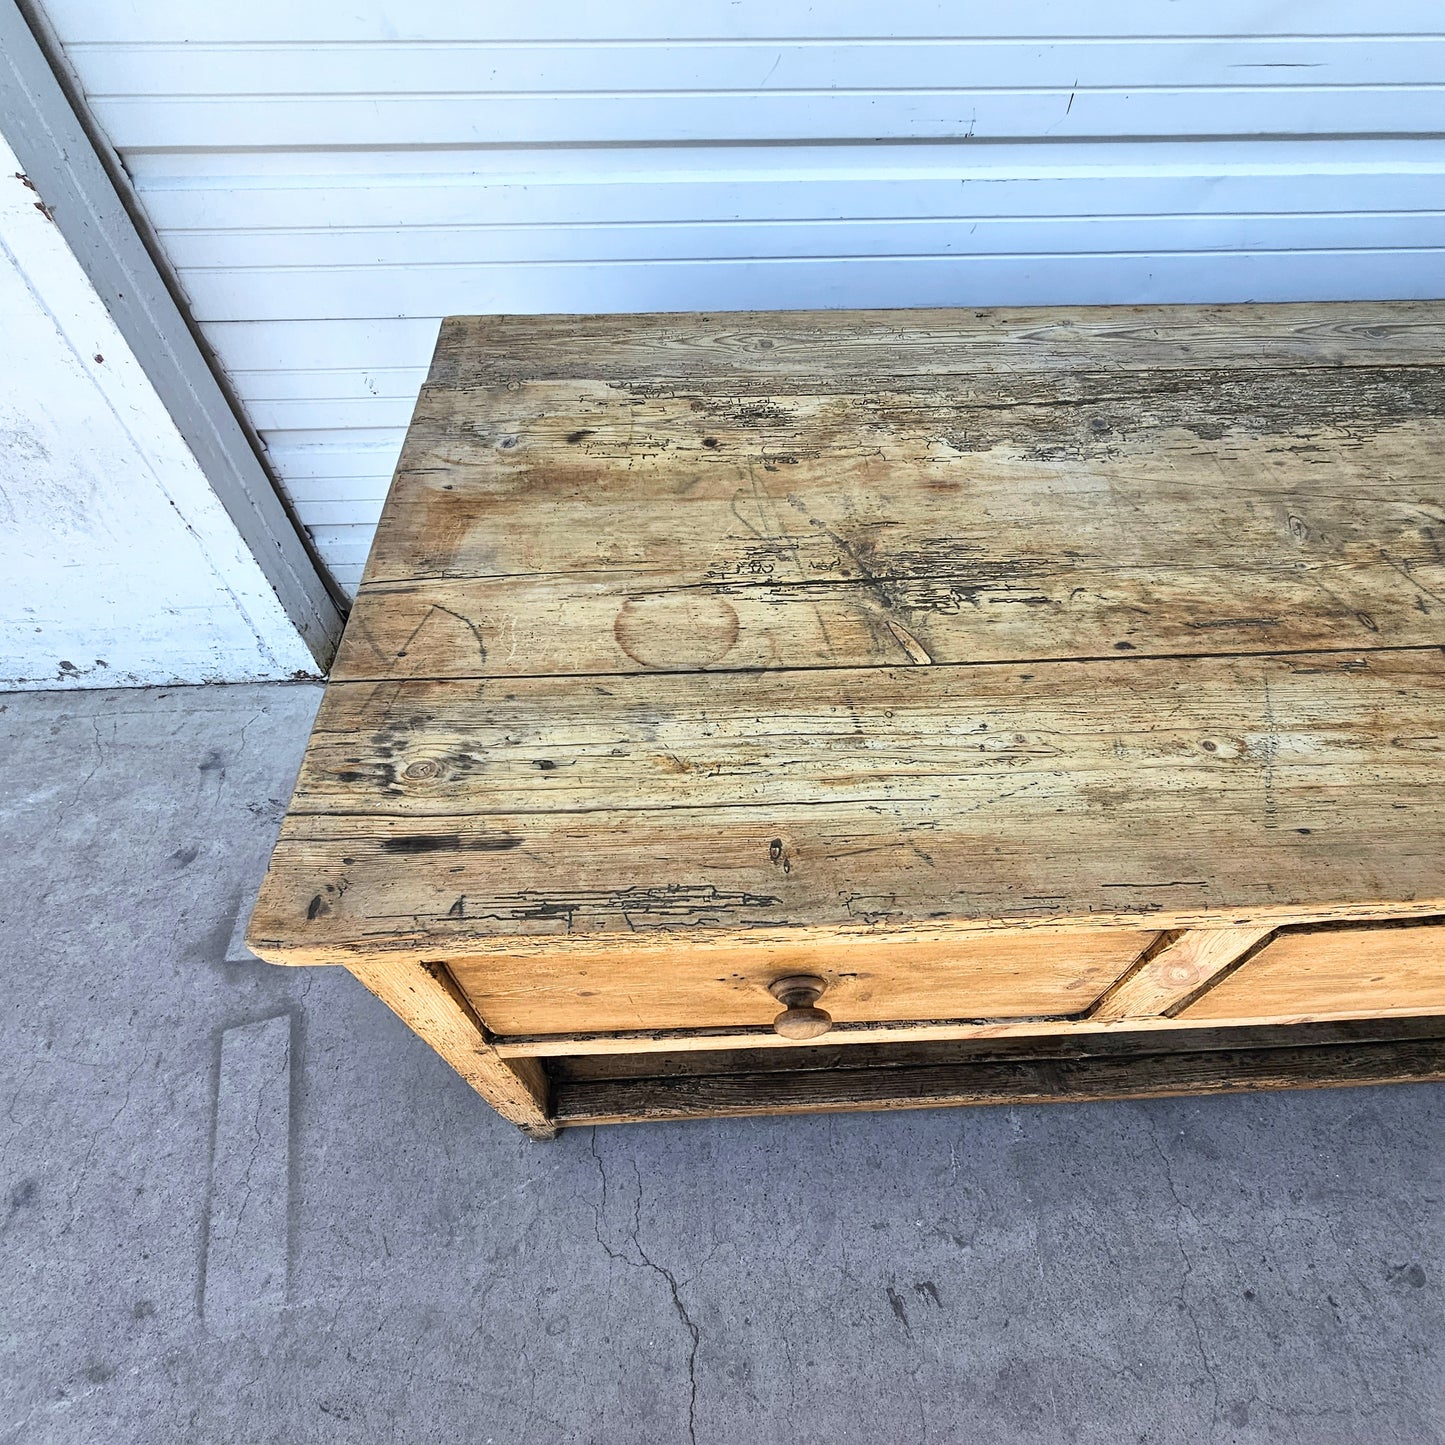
left=347, top=958, right=556, bottom=1139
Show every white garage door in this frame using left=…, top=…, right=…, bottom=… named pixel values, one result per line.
left=35, top=0, right=1445, bottom=594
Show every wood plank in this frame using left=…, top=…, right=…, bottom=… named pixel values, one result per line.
left=345, top=957, right=555, bottom=1138
left=334, top=366, right=1445, bottom=678
left=1088, top=926, right=1277, bottom=1021
left=1180, top=918, right=1445, bottom=1023
left=443, top=928, right=1154, bottom=1036
left=246, top=648, right=1445, bottom=967
left=426, top=305, right=1445, bottom=389
left=493, top=1014, right=1251, bottom=1060
left=549, top=1014, right=1445, bottom=1082
left=493, top=996, right=1445, bottom=1059
left=552, top=1035, right=1445, bottom=1127
left=295, top=649, right=1445, bottom=819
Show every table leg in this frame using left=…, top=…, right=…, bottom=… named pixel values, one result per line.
left=346, top=957, right=556, bottom=1139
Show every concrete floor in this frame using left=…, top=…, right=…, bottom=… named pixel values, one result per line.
left=1, top=682, right=1442, bottom=1445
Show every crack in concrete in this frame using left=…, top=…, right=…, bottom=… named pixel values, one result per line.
left=57, top=718, right=107, bottom=827
left=230, top=1040, right=286, bottom=1241
left=237, top=709, right=266, bottom=758
left=589, top=1129, right=700, bottom=1445
left=1149, top=1122, right=1223, bottom=1425
left=61, top=1050, right=146, bottom=1237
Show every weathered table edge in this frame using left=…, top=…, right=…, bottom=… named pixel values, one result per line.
left=244, top=897, right=1445, bottom=969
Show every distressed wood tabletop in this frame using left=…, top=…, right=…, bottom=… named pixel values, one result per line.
left=249, top=302, right=1445, bottom=973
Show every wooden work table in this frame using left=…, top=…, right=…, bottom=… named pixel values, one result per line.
left=248, top=303, right=1445, bottom=1137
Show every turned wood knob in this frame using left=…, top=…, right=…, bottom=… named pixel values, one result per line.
left=768, top=974, right=832, bottom=1039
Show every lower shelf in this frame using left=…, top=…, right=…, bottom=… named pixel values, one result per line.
left=548, top=1016, right=1445, bottom=1128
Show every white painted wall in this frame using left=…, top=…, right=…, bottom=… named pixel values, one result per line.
left=34, top=0, right=1445, bottom=593
left=0, top=138, right=317, bottom=688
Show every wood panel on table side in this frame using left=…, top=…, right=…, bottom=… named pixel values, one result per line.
left=335, top=370, right=1445, bottom=679
left=552, top=1037, right=1445, bottom=1127
left=344, top=956, right=555, bottom=1137
left=1179, top=919, right=1445, bottom=1023
left=491, top=1002, right=1445, bottom=1058
left=1088, top=926, right=1277, bottom=1021
left=444, top=928, right=1154, bottom=1036
left=483, top=918, right=1445, bottom=1056
left=549, top=1014, right=1445, bottom=1083
left=426, top=305, right=1445, bottom=389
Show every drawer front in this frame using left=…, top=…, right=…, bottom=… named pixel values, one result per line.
left=449, top=929, right=1157, bottom=1037
left=1178, top=920, right=1445, bottom=1023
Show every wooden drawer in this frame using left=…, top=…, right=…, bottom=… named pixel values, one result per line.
left=446, top=929, right=1158, bottom=1037
left=1180, top=920, right=1445, bottom=1023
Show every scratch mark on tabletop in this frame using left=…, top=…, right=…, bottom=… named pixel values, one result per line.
left=1378, top=551, right=1445, bottom=606
left=394, top=604, right=488, bottom=665
left=1260, top=672, right=1279, bottom=829
left=886, top=619, right=933, bottom=665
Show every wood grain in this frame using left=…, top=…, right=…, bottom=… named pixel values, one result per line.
left=427, top=306, right=1445, bottom=390
left=1088, top=926, right=1277, bottom=1021
left=489, top=1012, right=1290, bottom=1059
left=492, top=988, right=1445, bottom=1059
left=1180, top=919, right=1445, bottom=1023
left=248, top=648, right=1445, bottom=966
left=335, top=364, right=1445, bottom=680
left=443, top=928, right=1154, bottom=1036
left=552, top=1035, right=1445, bottom=1128
left=296, top=649, right=1445, bottom=819
left=345, top=957, right=555, bottom=1137
left=549, top=1014, right=1445, bottom=1083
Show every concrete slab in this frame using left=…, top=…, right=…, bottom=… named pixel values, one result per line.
left=1, top=683, right=1441, bottom=1444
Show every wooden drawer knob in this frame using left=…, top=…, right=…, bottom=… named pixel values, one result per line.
left=768, top=974, right=832, bottom=1040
